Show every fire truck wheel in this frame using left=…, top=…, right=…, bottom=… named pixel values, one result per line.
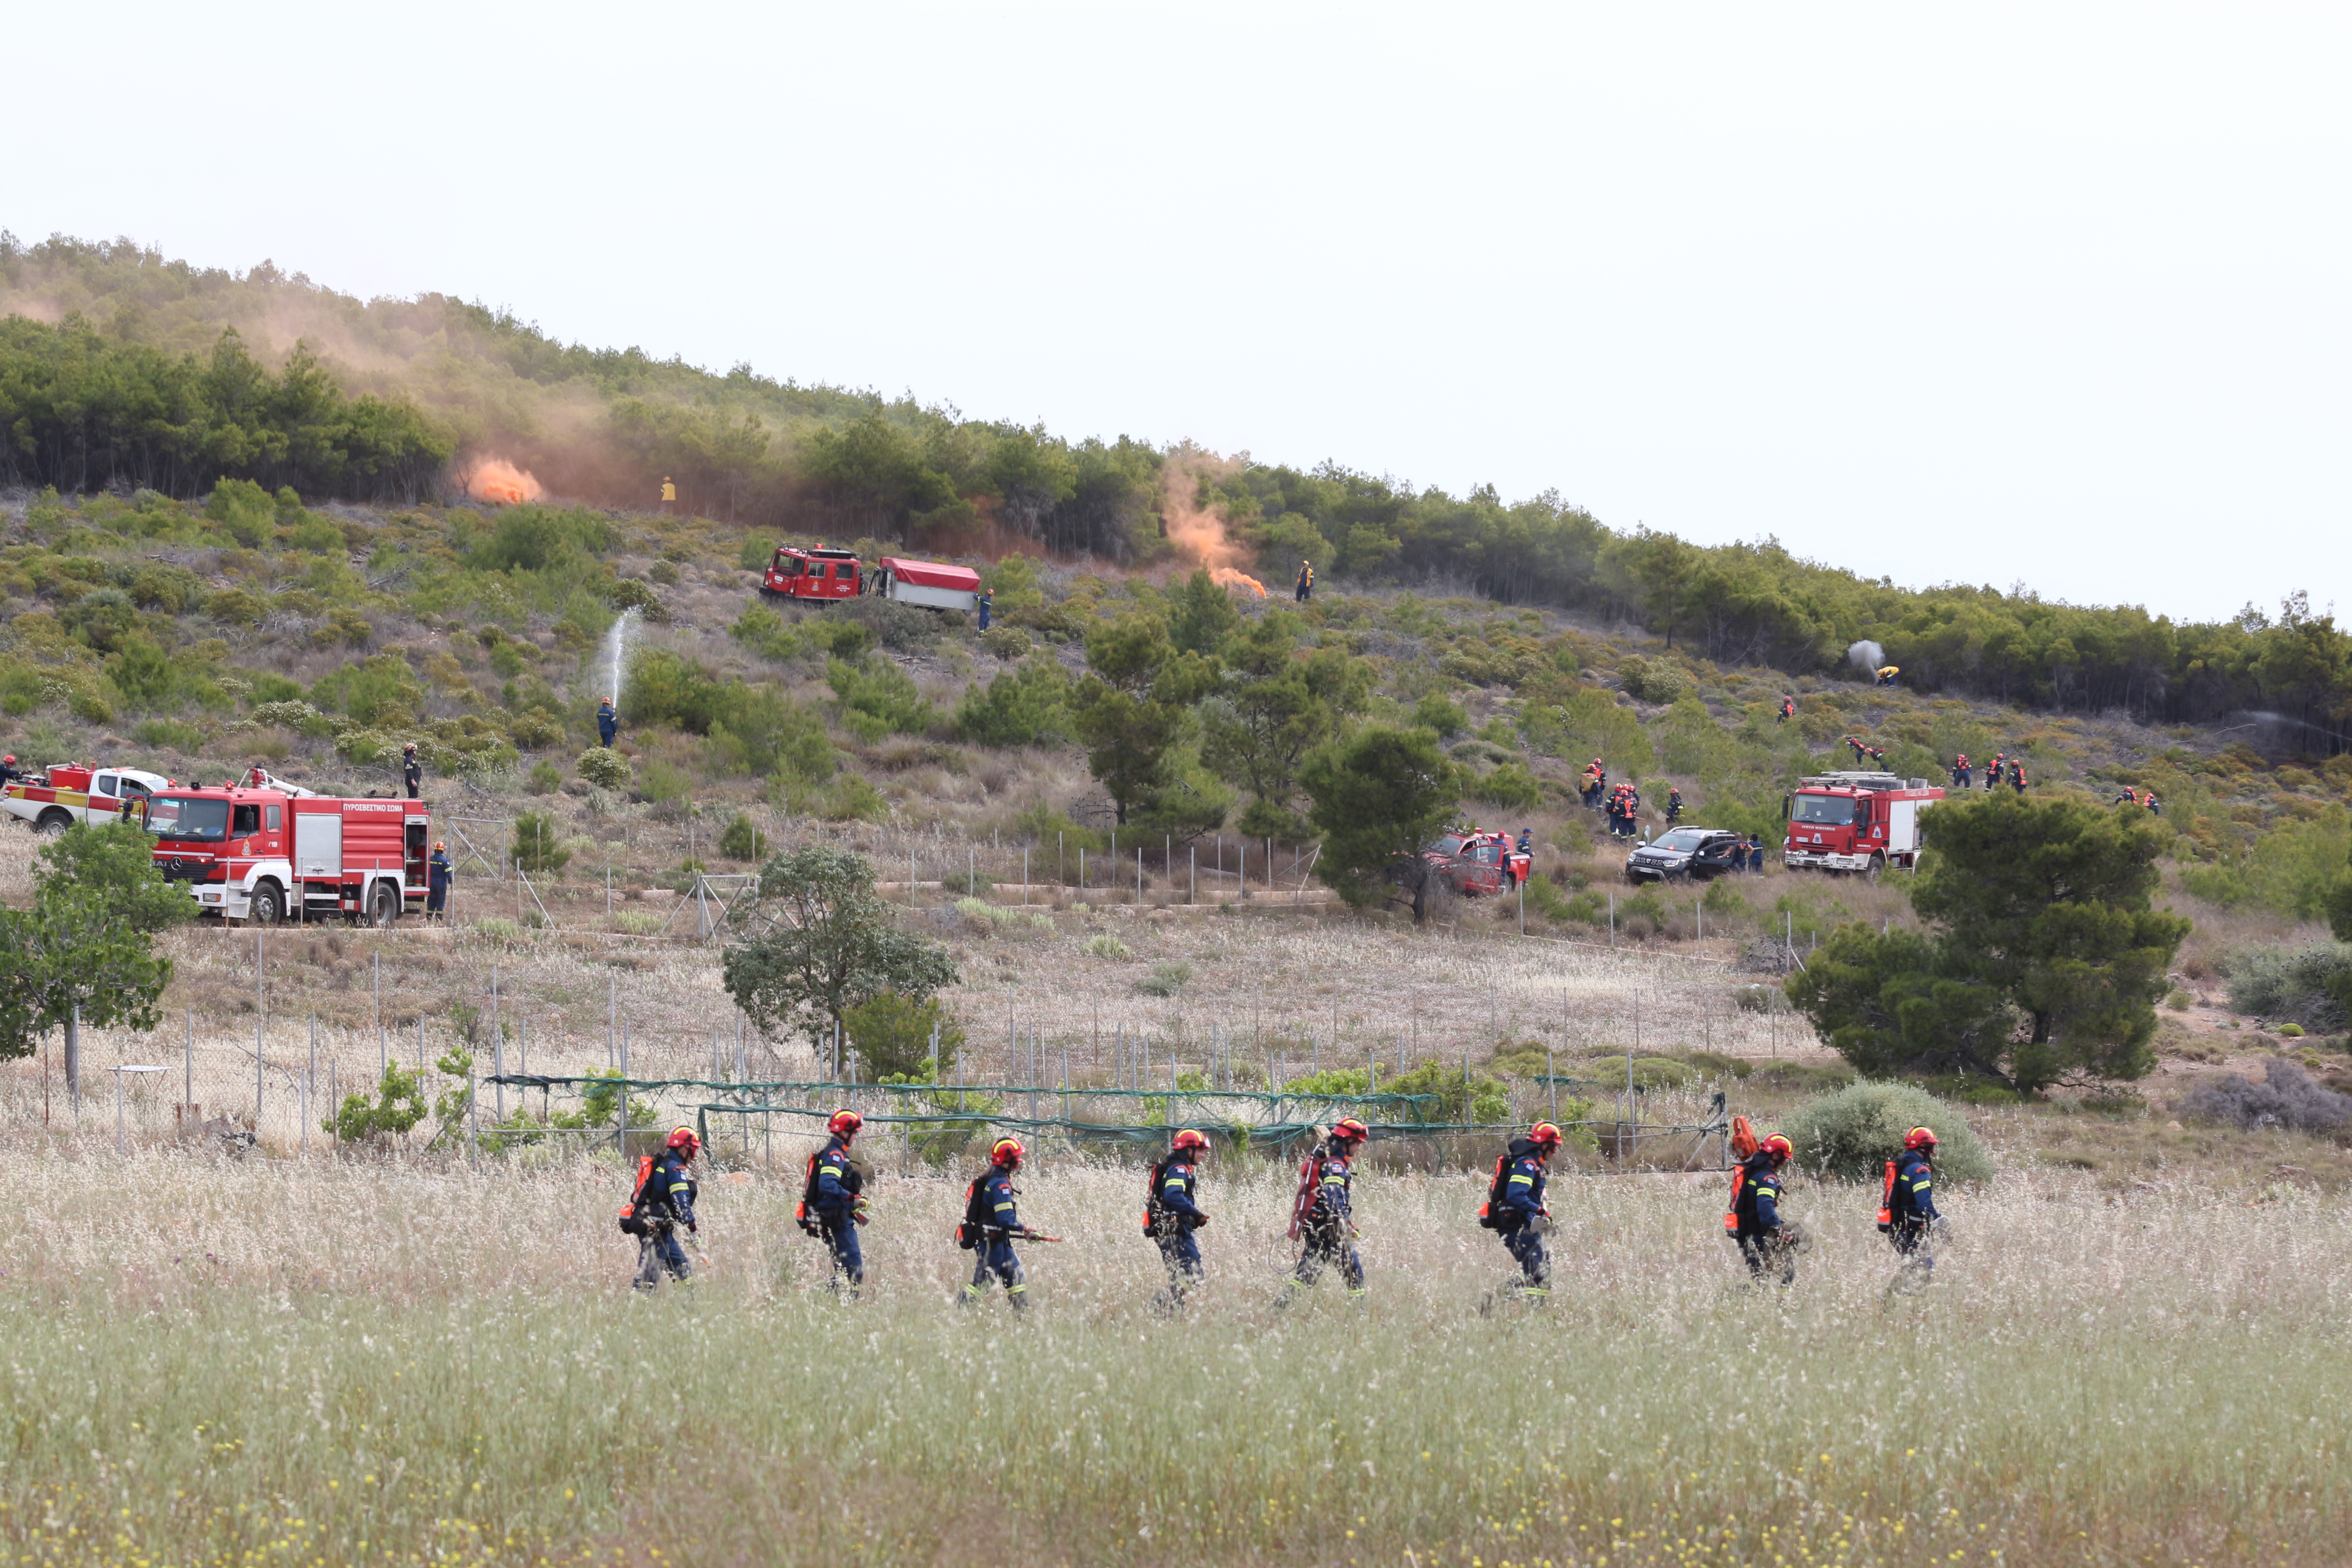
left=248, top=882, right=285, bottom=926
left=368, top=882, right=400, bottom=928
left=34, top=810, right=71, bottom=836
left=1864, top=853, right=1886, bottom=883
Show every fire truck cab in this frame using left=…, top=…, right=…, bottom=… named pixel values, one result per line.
left=146, top=781, right=430, bottom=926
left=1781, top=771, right=1944, bottom=875
left=759, top=547, right=863, bottom=603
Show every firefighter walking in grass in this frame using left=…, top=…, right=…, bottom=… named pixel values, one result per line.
left=1146, top=1128, right=1212, bottom=1310
left=623, top=1127, right=701, bottom=1290
left=1879, top=1127, right=1943, bottom=1279
left=1283, top=1118, right=1369, bottom=1304
left=799, top=1110, right=869, bottom=1298
left=1725, top=1132, right=1800, bottom=1285
left=960, top=1137, right=1051, bottom=1311
left=1480, top=1122, right=1564, bottom=1303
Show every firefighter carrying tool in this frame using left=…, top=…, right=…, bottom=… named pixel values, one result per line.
left=622, top=1127, right=702, bottom=1291
left=800, top=1109, right=869, bottom=1297
left=1878, top=1126, right=1943, bottom=1284
left=1725, top=1133, right=1800, bottom=1285
left=959, top=1138, right=1058, bottom=1310
left=1283, top=1119, right=1368, bottom=1305
left=1479, top=1122, right=1562, bottom=1303
left=1145, top=1128, right=1211, bottom=1310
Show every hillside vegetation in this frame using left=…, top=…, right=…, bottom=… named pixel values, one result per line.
left=8, top=235, right=2352, bottom=731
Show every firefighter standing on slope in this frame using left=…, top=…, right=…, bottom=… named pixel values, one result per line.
left=627, top=1127, right=702, bottom=1289
left=1726, top=1133, right=1800, bottom=1285
left=1483, top=1122, right=1563, bottom=1302
left=1951, top=753, right=1970, bottom=789
left=803, top=1109, right=869, bottom=1297
left=426, top=840, right=453, bottom=921
left=1295, top=559, right=1314, bottom=602
left=1879, top=1126, right=1943, bottom=1274
left=1779, top=696, right=1795, bottom=724
left=1284, top=1118, right=1369, bottom=1303
left=1665, top=786, right=1684, bottom=825
left=1147, top=1128, right=1212, bottom=1309
left=960, top=1137, right=1037, bottom=1311
left=597, top=696, right=618, bottom=748
left=402, top=742, right=422, bottom=800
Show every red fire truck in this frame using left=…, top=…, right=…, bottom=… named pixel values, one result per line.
left=758, top=546, right=864, bottom=603
left=145, top=774, right=431, bottom=925
left=1781, top=770, right=1945, bottom=875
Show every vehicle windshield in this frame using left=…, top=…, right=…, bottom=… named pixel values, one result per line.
left=146, top=796, right=228, bottom=842
left=1654, top=828, right=1710, bottom=851
left=774, top=555, right=802, bottom=576
left=1791, top=793, right=1855, bottom=826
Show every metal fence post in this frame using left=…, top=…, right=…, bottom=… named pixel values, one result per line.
left=492, top=964, right=504, bottom=1122
left=184, top=1010, right=193, bottom=1116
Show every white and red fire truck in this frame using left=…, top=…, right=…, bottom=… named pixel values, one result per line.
left=758, top=546, right=865, bottom=603
left=1781, top=770, right=1945, bottom=875
left=145, top=772, right=431, bottom=925
left=757, top=547, right=982, bottom=612
left=3, top=763, right=175, bottom=833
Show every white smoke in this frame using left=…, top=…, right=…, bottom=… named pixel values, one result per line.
left=1847, top=640, right=1885, bottom=674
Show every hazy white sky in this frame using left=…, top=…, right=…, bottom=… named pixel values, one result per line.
left=14, top=4, right=2347, bottom=622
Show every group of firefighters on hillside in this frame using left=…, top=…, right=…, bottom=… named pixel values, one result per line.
left=619, top=1107, right=1947, bottom=1306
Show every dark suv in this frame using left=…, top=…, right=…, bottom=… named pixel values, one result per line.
left=1625, top=827, right=1746, bottom=883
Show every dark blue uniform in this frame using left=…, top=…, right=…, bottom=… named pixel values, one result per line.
left=961, top=1170, right=1027, bottom=1308
left=632, top=1150, right=698, bottom=1287
left=1883, top=1147, right=1940, bottom=1262
left=403, top=751, right=422, bottom=799
left=809, top=1136, right=864, bottom=1292
left=1492, top=1138, right=1551, bottom=1297
left=1287, top=1144, right=1364, bottom=1299
left=1729, top=1152, right=1793, bottom=1284
left=426, top=850, right=452, bottom=916
left=976, top=591, right=993, bottom=631
left=1150, top=1156, right=1206, bottom=1305
left=597, top=701, right=618, bottom=747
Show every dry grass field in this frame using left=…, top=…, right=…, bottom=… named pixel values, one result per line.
left=10, top=1135, right=2351, bottom=1568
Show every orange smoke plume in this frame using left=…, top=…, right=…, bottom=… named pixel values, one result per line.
left=461, top=457, right=544, bottom=506
left=1162, top=451, right=1266, bottom=597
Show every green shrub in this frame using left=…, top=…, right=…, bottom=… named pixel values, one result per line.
left=1778, top=1081, right=1992, bottom=1185
left=637, top=759, right=691, bottom=804
left=717, top=813, right=768, bottom=862
left=510, top=811, right=569, bottom=874
left=938, top=868, right=995, bottom=896
left=2222, top=943, right=2352, bottom=1033
left=1412, top=695, right=1467, bottom=738
left=1139, top=961, right=1191, bottom=998
left=325, top=1063, right=429, bottom=1142
left=953, top=896, right=995, bottom=931
left=1085, top=934, right=1132, bottom=960
left=576, top=747, right=631, bottom=788
left=132, top=717, right=202, bottom=751
left=1381, top=1061, right=1509, bottom=1123
left=979, top=625, right=1032, bottom=660
left=844, top=991, right=964, bottom=1080
left=828, top=656, right=933, bottom=739
left=1582, top=1054, right=1697, bottom=1091
left=1470, top=760, right=1544, bottom=812
left=1616, top=655, right=1692, bottom=705
left=526, top=760, right=563, bottom=795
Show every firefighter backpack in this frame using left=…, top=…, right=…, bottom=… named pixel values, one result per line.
left=1286, top=1147, right=1322, bottom=1240
left=1877, top=1159, right=1897, bottom=1233
left=1142, top=1158, right=1168, bottom=1238
left=618, top=1154, right=654, bottom=1236
left=795, top=1151, right=825, bottom=1238
left=1477, top=1151, right=1513, bottom=1230
left=956, top=1175, right=990, bottom=1250
left=1729, top=1115, right=1758, bottom=1159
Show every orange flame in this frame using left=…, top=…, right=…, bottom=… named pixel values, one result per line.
left=461, top=457, right=544, bottom=506
left=1162, top=450, right=1267, bottom=598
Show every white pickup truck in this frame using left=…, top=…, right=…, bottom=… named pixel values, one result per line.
left=2, top=763, right=176, bottom=833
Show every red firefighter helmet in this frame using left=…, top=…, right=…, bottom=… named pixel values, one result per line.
left=1170, top=1128, right=1209, bottom=1153
left=1329, top=1118, right=1369, bottom=1146
left=828, top=1109, right=864, bottom=1138
left=1527, top=1122, right=1563, bottom=1149
left=665, top=1126, right=701, bottom=1156
left=990, top=1137, right=1025, bottom=1167
left=1759, top=1134, right=1794, bottom=1161
left=1903, top=1126, right=1939, bottom=1151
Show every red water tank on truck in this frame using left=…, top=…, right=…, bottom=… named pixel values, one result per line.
left=145, top=775, right=431, bottom=926
left=1781, top=770, right=1944, bottom=875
